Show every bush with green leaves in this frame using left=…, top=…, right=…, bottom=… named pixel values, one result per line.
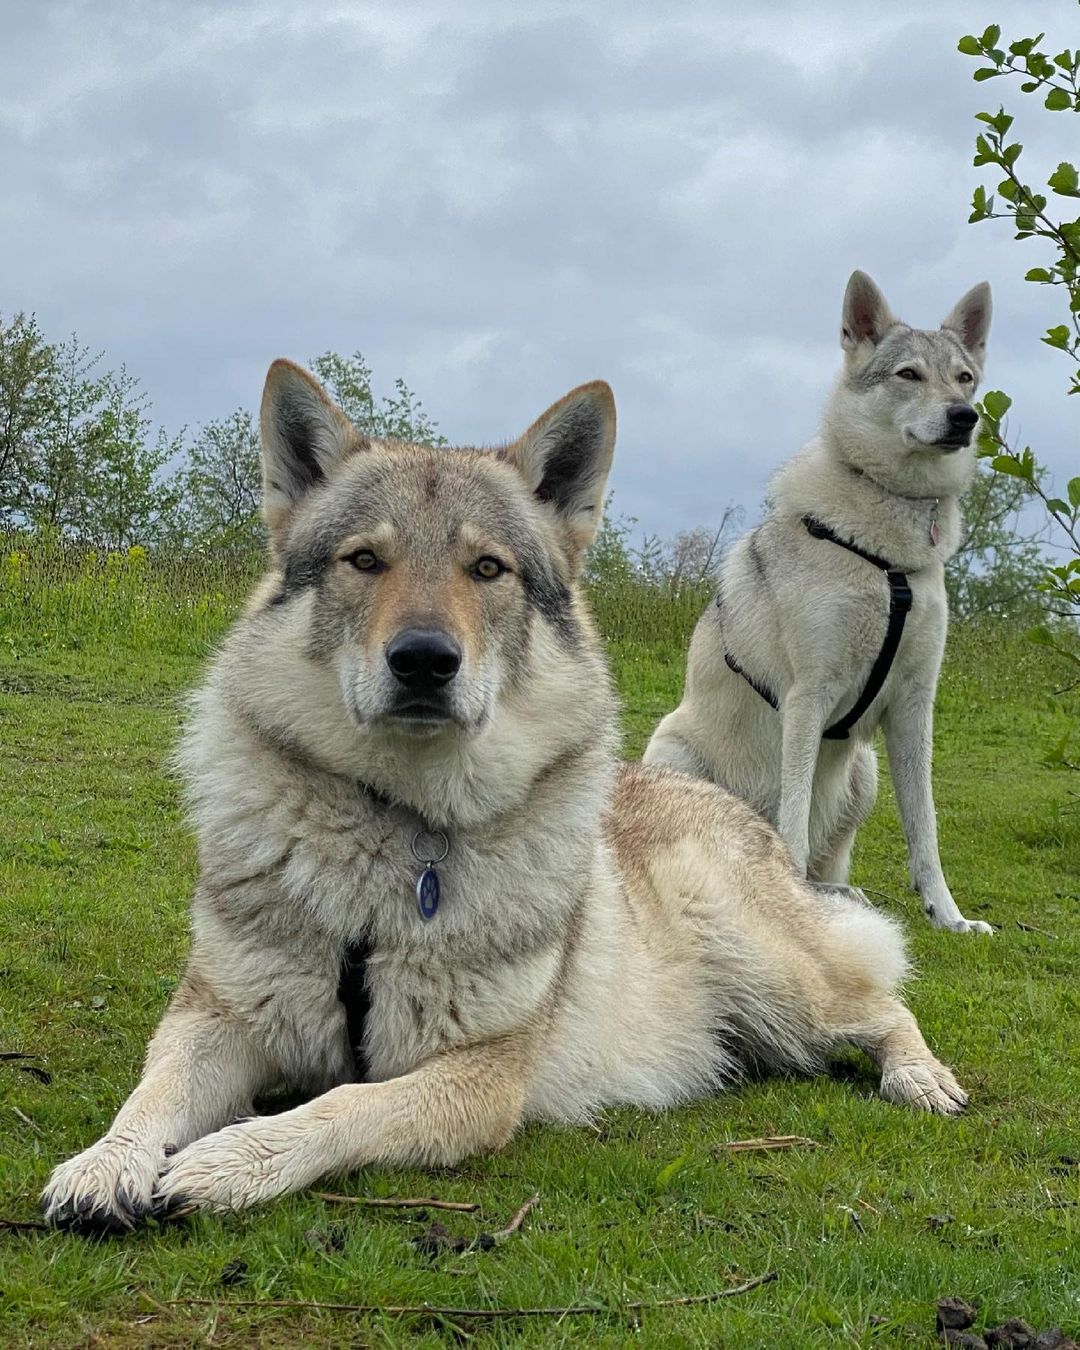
left=958, top=19, right=1080, bottom=714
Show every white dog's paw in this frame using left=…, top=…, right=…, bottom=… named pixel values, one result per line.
left=933, top=913, right=994, bottom=935
left=152, top=1117, right=315, bottom=1218
left=923, top=900, right=994, bottom=935
left=880, top=1058, right=969, bottom=1116
left=42, top=1136, right=164, bottom=1236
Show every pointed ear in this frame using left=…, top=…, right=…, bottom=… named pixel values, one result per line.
left=505, top=381, right=616, bottom=567
left=841, top=271, right=897, bottom=351
left=941, top=282, right=992, bottom=362
left=259, top=359, right=359, bottom=542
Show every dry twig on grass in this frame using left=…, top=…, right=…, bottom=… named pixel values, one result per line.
left=312, top=1191, right=479, bottom=1212
left=159, top=1270, right=778, bottom=1320
left=718, top=1135, right=819, bottom=1153
left=0, top=1218, right=49, bottom=1233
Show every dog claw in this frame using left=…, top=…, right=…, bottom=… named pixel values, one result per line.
left=150, top=1191, right=197, bottom=1223
left=46, top=1192, right=138, bottom=1239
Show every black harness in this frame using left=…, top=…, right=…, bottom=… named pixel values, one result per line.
left=338, top=937, right=373, bottom=1079
left=723, top=515, right=913, bottom=741
left=335, top=780, right=389, bottom=1080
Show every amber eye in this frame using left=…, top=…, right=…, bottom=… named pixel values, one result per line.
left=896, top=367, right=922, bottom=381
left=347, top=548, right=381, bottom=573
left=472, top=556, right=505, bottom=581
left=958, top=371, right=974, bottom=384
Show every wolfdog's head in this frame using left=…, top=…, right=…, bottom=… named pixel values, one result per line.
left=218, top=362, right=617, bottom=813
left=824, top=270, right=992, bottom=496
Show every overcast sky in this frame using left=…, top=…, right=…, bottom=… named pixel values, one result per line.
left=2, top=0, right=1076, bottom=539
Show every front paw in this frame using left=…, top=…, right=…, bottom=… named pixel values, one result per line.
left=152, top=1117, right=316, bottom=1218
left=924, top=904, right=994, bottom=935
left=42, top=1137, right=163, bottom=1236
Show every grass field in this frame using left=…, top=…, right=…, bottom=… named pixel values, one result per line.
left=1, top=540, right=1079, bottom=1348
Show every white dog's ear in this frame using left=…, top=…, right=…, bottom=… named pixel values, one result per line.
left=941, top=282, right=992, bottom=361
left=506, top=382, right=616, bottom=567
left=260, top=359, right=359, bottom=543
left=841, top=271, right=897, bottom=351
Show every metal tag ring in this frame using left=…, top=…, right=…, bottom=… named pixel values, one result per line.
left=411, top=828, right=449, bottom=866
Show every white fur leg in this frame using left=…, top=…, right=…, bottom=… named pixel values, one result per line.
left=43, top=1000, right=273, bottom=1233
left=854, top=996, right=969, bottom=1117
left=153, top=1039, right=531, bottom=1218
left=153, top=1112, right=332, bottom=1216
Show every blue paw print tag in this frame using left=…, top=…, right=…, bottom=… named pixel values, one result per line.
left=417, top=867, right=440, bottom=920
left=411, top=828, right=449, bottom=922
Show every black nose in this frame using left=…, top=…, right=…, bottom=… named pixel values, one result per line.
left=946, top=402, right=978, bottom=429
left=385, top=628, right=462, bottom=691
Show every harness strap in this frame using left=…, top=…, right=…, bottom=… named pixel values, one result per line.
left=723, top=516, right=913, bottom=740
left=338, top=937, right=373, bottom=1079
left=724, top=651, right=778, bottom=710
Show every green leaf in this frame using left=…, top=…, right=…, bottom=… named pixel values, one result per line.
left=1048, top=161, right=1080, bottom=197
left=958, top=35, right=982, bottom=56
left=655, top=1151, right=692, bottom=1188
left=1024, top=266, right=1052, bottom=281
left=1053, top=49, right=1074, bottom=71
left=1045, top=87, right=1071, bottom=110
left=1068, top=477, right=1080, bottom=509
left=974, top=67, right=1001, bottom=81
left=980, top=24, right=1000, bottom=50
left=1046, top=497, right=1071, bottom=513
left=990, top=455, right=1032, bottom=480
left=999, top=178, right=1019, bottom=201
left=1044, top=325, right=1071, bottom=348
left=982, top=390, right=1013, bottom=419
left=1002, top=142, right=1023, bottom=166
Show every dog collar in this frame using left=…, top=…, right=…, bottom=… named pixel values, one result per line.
left=358, top=781, right=449, bottom=921
left=847, top=468, right=941, bottom=545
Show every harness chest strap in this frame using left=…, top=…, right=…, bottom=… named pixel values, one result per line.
left=723, top=516, right=913, bottom=741
left=335, top=781, right=452, bottom=1078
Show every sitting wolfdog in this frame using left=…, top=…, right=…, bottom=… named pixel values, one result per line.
left=644, top=271, right=993, bottom=935
left=44, top=361, right=966, bottom=1234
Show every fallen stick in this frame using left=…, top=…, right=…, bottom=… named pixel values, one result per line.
left=1016, top=920, right=1057, bottom=938
left=492, top=1192, right=539, bottom=1241
left=719, top=1135, right=818, bottom=1152
left=0, top=1218, right=49, bottom=1233
left=312, top=1191, right=479, bottom=1213
left=161, top=1270, right=778, bottom=1320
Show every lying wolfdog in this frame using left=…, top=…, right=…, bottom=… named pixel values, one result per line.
left=645, top=271, right=994, bottom=935
left=44, top=362, right=966, bottom=1234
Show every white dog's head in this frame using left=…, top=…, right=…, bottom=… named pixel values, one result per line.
left=824, top=270, right=992, bottom=497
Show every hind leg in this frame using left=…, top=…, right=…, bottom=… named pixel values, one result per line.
left=642, top=717, right=705, bottom=778
left=847, top=997, right=967, bottom=1115
left=810, top=893, right=967, bottom=1115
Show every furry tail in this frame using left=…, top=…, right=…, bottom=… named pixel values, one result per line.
left=821, top=897, right=910, bottom=994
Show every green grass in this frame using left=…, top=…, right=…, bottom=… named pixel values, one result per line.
left=1, top=540, right=1079, bottom=1348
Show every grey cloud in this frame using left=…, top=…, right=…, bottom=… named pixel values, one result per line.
left=1, top=0, right=1075, bottom=544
